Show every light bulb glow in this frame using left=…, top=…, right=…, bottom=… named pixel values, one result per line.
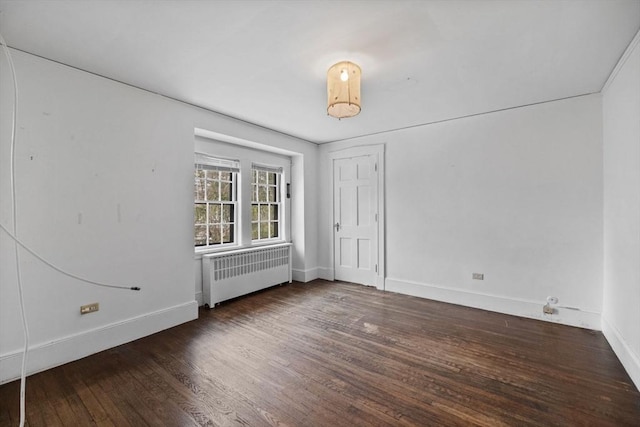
left=340, top=69, right=349, bottom=81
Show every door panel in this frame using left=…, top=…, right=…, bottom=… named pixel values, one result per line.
left=339, top=238, right=352, bottom=267
left=357, top=185, right=371, bottom=226
left=339, top=186, right=356, bottom=226
left=357, top=239, right=371, bottom=269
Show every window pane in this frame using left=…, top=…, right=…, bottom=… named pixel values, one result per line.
left=258, top=186, right=267, bottom=202
left=194, top=204, right=206, bottom=224
left=270, top=205, right=278, bottom=220
left=258, top=171, right=267, bottom=184
left=260, top=222, right=269, bottom=238
left=252, top=204, right=259, bottom=221
left=220, top=182, right=232, bottom=201
left=268, top=172, right=276, bottom=185
left=209, top=204, right=221, bottom=223
left=222, top=204, right=233, bottom=223
left=252, top=169, right=257, bottom=182
left=252, top=222, right=259, bottom=240
left=205, top=180, right=219, bottom=201
left=195, top=170, right=205, bottom=179
left=222, top=224, right=233, bottom=243
left=209, top=225, right=221, bottom=245
left=194, top=178, right=205, bottom=200
left=260, top=205, right=269, bottom=221
left=268, top=186, right=277, bottom=202
left=206, top=170, right=219, bottom=180
left=195, top=225, right=207, bottom=246
left=251, top=184, right=257, bottom=202
left=271, top=221, right=279, bottom=238
left=219, top=171, right=231, bottom=181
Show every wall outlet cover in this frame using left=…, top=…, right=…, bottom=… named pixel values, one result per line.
left=80, top=303, right=100, bottom=315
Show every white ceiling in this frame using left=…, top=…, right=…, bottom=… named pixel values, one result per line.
left=1, top=0, right=639, bottom=144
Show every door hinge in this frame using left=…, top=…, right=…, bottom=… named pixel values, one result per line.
left=375, top=213, right=378, bottom=222
left=375, top=264, right=378, bottom=273
left=374, top=163, right=378, bottom=172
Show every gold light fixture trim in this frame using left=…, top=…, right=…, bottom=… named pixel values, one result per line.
left=327, top=61, right=361, bottom=119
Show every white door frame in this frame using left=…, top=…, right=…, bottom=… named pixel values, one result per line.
left=328, top=144, right=385, bottom=290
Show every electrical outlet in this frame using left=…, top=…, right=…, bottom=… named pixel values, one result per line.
left=472, top=273, right=484, bottom=280
left=80, top=303, right=99, bottom=315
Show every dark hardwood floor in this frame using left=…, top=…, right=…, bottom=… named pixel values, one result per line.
left=1, top=280, right=639, bottom=426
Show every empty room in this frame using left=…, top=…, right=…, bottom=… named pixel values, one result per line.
left=1, top=0, right=639, bottom=425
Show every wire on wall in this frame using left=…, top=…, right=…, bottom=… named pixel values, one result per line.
left=1, top=31, right=29, bottom=427
left=0, top=33, right=140, bottom=427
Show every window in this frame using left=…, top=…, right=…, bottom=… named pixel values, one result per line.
left=251, top=164, right=282, bottom=241
left=193, top=146, right=289, bottom=250
left=194, top=155, right=239, bottom=247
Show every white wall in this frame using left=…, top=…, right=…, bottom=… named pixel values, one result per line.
left=319, top=94, right=603, bottom=329
left=602, top=32, right=640, bottom=390
left=0, top=49, right=318, bottom=383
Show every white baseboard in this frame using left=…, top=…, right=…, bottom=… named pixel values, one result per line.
left=317, top=267, right=334, bottom=281
left=195, top=291, right=203, bottom=307
left=385, top=277, right=601, bottom=330
left=292, top=267, right=319, bottom=283
left=602, top=316, right=640, bottom=391
left=315, top=268, right=382, bottom=289
left=0, top=300, right=198, bottom=384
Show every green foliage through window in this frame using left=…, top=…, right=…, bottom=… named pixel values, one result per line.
left=194, top=168, right=236, bottom=247
left=251, top=169, right=280, bottom=240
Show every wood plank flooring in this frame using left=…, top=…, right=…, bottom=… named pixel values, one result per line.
left=1, top=280, right=639, bottom=426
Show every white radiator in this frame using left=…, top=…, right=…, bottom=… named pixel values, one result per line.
left=202, top=243, right=292, bottom=307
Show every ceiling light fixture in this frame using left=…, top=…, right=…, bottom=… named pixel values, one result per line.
left=327, top=61, right=361, bottom=119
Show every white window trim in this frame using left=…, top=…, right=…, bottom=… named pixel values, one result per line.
left=193, top=132, right=293, bottom=258
left=194, top=155, right=240, bottom=249
left=251, top=164, right=284, bottom=242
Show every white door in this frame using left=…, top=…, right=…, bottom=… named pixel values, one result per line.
left=333, top=154, right=378, bottom=286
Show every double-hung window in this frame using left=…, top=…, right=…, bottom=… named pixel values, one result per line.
left=194, top=154, right=239, bottom=247
left=251, top=164, right=282, bottom=241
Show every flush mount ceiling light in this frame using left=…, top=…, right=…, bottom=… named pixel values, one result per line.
left=327, top=61, right=361, bottom=119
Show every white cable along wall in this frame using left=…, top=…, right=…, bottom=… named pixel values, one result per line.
left=0, top=34, right=140, bottom=427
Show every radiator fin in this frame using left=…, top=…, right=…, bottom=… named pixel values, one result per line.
left=212, top=246, right=289, bottom=281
